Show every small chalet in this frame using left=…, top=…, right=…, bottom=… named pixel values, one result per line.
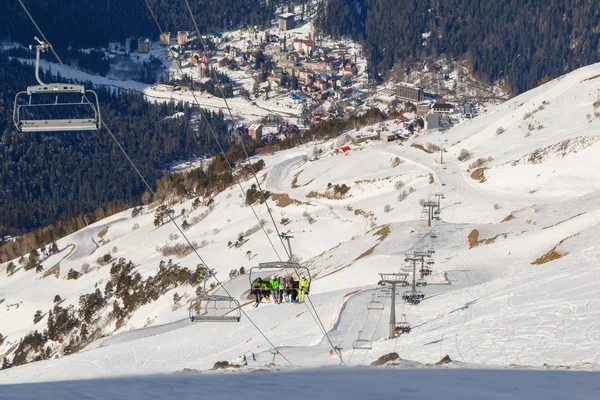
left=380, top=132, right=396, bottom=142
left=279, top=13, right=295, bottom=31
left=249, top=123, right=263, bottom=140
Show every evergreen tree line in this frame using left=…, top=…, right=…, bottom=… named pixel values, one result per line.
left=316, top=0, right=600, bottom=93
left=0, top=54, right=230, bottom=261
left=0, top=0, right=304, bottom=51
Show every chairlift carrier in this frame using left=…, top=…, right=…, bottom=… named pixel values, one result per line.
left=13, top=37, right=101, bottom=132
left=189, top=295, right=241, bottom=322
left=248, top=261, right=311, bottom=285
left=367, top=293, right=384, bottom=310
left=352, top=331, right=372, bottom=350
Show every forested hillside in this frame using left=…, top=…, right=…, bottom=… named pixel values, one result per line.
left=0, top=0, right=307, bottom=49
left=316, top=0, right=600, bottom=93
left=0, top=54, right=229, bottom=241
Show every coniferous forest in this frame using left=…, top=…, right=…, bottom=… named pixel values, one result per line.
left=316, top=0, right=600, bottom=93
left=0, top=54, right=229, bottom=241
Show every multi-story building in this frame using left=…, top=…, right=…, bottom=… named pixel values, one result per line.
left=396, top=82, right=424, bottom=103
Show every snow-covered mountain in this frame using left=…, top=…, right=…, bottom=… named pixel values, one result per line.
left=2, top=61, right=600, bottom=394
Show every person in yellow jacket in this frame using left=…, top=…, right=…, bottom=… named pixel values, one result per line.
left=298, top=276, right=309, bottom=303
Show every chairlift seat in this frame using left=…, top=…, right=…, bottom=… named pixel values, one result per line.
left=19, top=119, right=99, bottom=132
left=189, top=295, right=241, bottom=322
left=367, top=301, right=384, bottom=310
left=352, top=339, right=372, bottom=350
left=13, top=41, right=102, bottom=133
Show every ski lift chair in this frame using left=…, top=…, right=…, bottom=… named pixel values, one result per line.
left=397, top=314, right=412, bottom=334
left=416, top=279, right=427, bottom=287
left=13, top=38, right=101, bottom=133
left=248, top=261, right=311, bottom=287
left=189, top=295, right=241, bottom=322
left=352, top=331, right=372, bottom=350
left=367, top=293, right=384, bottom=310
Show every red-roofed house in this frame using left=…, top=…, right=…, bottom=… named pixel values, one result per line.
left=293, top=38, right=314, bottom=54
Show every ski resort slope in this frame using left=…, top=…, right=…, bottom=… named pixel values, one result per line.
left=2, top=63, right=600, bottom=390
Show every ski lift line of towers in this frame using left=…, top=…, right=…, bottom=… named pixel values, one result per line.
left=355, top=193, right=442, bottom=347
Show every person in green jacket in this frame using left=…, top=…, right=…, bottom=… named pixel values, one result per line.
left=298, top=276, right=309, bottom=303
left=261, top=279, right=270, bottom=302
left=269, top=275, right=280, bottom=304
left=252, top=278, right=263, bottom=307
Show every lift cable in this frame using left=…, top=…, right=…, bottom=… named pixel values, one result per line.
left=143, top=0, right=344, bottom=365
left=16, top=0, right=293, bottom=367
left=179, top=0, right=346, bottom=365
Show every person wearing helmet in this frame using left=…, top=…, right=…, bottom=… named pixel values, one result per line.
left=298, top=275, right=309, bottom=303
left=269, top=275, right=280, bottom=304
left=252, top=278, right=263, bottom=307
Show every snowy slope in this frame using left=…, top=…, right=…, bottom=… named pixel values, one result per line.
left=2, top=63, right=600, bottom=388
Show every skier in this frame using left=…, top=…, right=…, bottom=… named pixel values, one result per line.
left=252, top=278, right=264, bottom=307
left=298, top=276, right=309, bottom=303
left=279, top=275, right=287, bottom=303
left=269, top=275, right=280, bottom=304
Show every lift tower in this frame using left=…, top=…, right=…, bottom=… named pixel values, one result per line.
left=423, top=201, right=439, bottom=228
left=378, top=273, right=408, bottom=339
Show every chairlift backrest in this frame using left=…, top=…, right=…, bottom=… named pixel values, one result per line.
left=189, top=295, right=241, bottom=322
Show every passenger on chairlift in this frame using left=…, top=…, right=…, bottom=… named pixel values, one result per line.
left=252, top=278, right=264, bottom=307
left=298, top=276, right=309, bottom=303
left=289, top=276, right=299, bottom=303
left=279, top=275, right=287, bottom=303
left=269, top=275, right=280, bottom=304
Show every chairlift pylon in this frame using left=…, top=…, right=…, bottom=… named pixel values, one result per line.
left=13, top=37, right=101, bottom=132
left=189, top=295, right=241, bottom=322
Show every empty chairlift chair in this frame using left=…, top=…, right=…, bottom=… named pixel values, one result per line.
left=189, top=295, right=241, bottom=322
left=13, top=37, right=101, bottom=133
left=352, top=331, right=372, bottom=350
left=367, top=293, right=384, bottom=310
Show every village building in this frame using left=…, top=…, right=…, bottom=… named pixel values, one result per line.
left=137, top=38, right=150, bottom=54
left=303, top=61, right=334, bottom=74
left=380, top=131, right=396, bottom=142
left=160, top=32, right=171, bottom=46
left=416, top=103, right=431, bottom=116
left=432, top=102, right=455, bottom=114
left=396, top=82, right=424, bottom=103
left=376, top=88, right=398, bottom=105
left=249, top=123, right=263, bottom=140
left=177, top=31, right=189, bottom=46
left=293, top=38, right=313, bottom=54
left=426, top=113, right=451, bottom=131
left=338, top=59, right=357, bottom=74
left=279, top=13, right=295, bottom=31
